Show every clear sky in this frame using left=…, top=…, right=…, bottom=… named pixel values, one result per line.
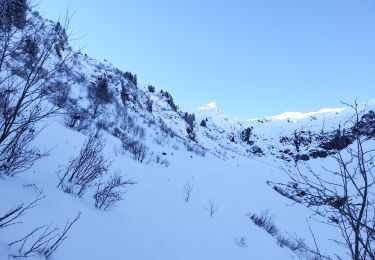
left=37, top=0, right=375, bottom=120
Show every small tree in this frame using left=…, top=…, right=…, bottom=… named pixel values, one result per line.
left=147, top=85, right=155, bottom=93
left=0, top=0, right=27, bottom=31
left=124, top=71, right=137, bottom=86
left=161, top=90, right=177, bottom=111
left=241, top=127, right=253, bottom=144
left=88, top=74, right=112, bottom=117
left=183, top=113, right=196, bottom=141
left=0, top=2, right=72, bottom=176
left=146, top=97, right=153, bottom=113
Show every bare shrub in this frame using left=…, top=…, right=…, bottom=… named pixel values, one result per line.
left=271, top=102, right=375, bottom=260
left=276, top=234, right=305, bottom=252
left=186, top=143, right=206, bottom=157
left=58, top=135, right=110, bottom=197
left=64, top=102, right=90, bottom=132
left=182, top=181, right=193, bottom=202
left=119, top=114, right=146, bottom=139
left=120, top=114, right=135, bottom=132
left=0, top=3, right=73, bottom=176
left=248, top=210, right=278, bottom=236
left=48, top=80, right=70, bottom=108
left=235, top=236, right=248, bottom=248
left=131, top=125, right=145, bottom=139
left=154, top=136, right=165, bottom=146
left=88, top=74, right=113, bottom=118
left=94, top=172, right=135, bottom=210
left=9, top=212, right=80, bottom=259
left=155, top=154, right=170, bottom=167
left=0, top=126, right=46, bottom=176
left=204, top=200, right=218, bottom=218
left=123, top=139, right=148, bottom=162
left=0, top=193, right=44, bottom=229
left=159, top=120, right=175, bottom=138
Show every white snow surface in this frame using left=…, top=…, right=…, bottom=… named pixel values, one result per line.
left=1, top=110, right=363, bottom=259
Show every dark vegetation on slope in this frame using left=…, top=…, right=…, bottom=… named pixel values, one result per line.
left=269, top=104, right=375, bottom=260
left=274, top=110, right=375, bottom=163
left=0, top=1, right=209, bottom=257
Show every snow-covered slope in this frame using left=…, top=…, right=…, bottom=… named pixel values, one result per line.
left=1, top=115, right=349, bottom=260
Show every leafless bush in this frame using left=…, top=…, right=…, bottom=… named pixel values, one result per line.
left=131, top=125, right=145, bottom=139
left=204, top=200, right=218, bottom=218
left=186, top=143, right=206, bottom=157
left=58, top=135, right=110, bottom=197
left=64, top=102, right=89, bottom=131
left=0, top=193, right=44, bottom=229
left=154, top=136, right=165, bottom=146
left=276, top=234, right=305, bottom=252
left=95, top=119, right=109, bottom=131
left=94, top=172, right=135, bottom=210
left=118, top=113, right=146, bottom=139
left=0, top=3, right=73, bottom=176
left=248, top=210, right=310, bottom=257
left=123, top=139, right=148, bottom=162
left=120, top=114, right=135, bottom=133
left=159, top=120, right=175, bottom=138
left=248, top=210, right=278, bottom=236
left=271, top=102, right=375, bottom=260
left=234, top=236, right=248, bottom=248
left=0, top=126, right=46, bottom=176
left=155, top=154, right=170, bottom=167
left=48, top=80, right=70, bottom=108
left=9, top=212, right=80, bottom=259
left=182, top=181, right=193, bottom=202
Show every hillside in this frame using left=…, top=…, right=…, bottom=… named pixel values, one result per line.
left=0, top=3, right=374, bottom=260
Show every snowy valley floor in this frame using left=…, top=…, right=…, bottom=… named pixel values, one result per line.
left=0, top=118, right=345, bottom=260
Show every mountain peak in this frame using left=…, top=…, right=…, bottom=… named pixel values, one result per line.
left=199, top=101, right=218, bottom=110
left=247, top=107, right=346, bottom=122
left=268, top=107, right=346, bottom=121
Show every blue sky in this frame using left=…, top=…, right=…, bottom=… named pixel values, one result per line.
left=38, top=0, right=375, bottom=119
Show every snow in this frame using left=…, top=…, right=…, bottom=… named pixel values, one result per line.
left=0, top=119, right=295, bottom=260
left=0, top=114, right=350, bottom=259
left=199, top=101, right=218, bottom=110
left=267, top=107, right=346, bottom=121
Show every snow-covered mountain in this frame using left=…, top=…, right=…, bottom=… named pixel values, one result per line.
left=1, top=4, right=374, bottom=260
